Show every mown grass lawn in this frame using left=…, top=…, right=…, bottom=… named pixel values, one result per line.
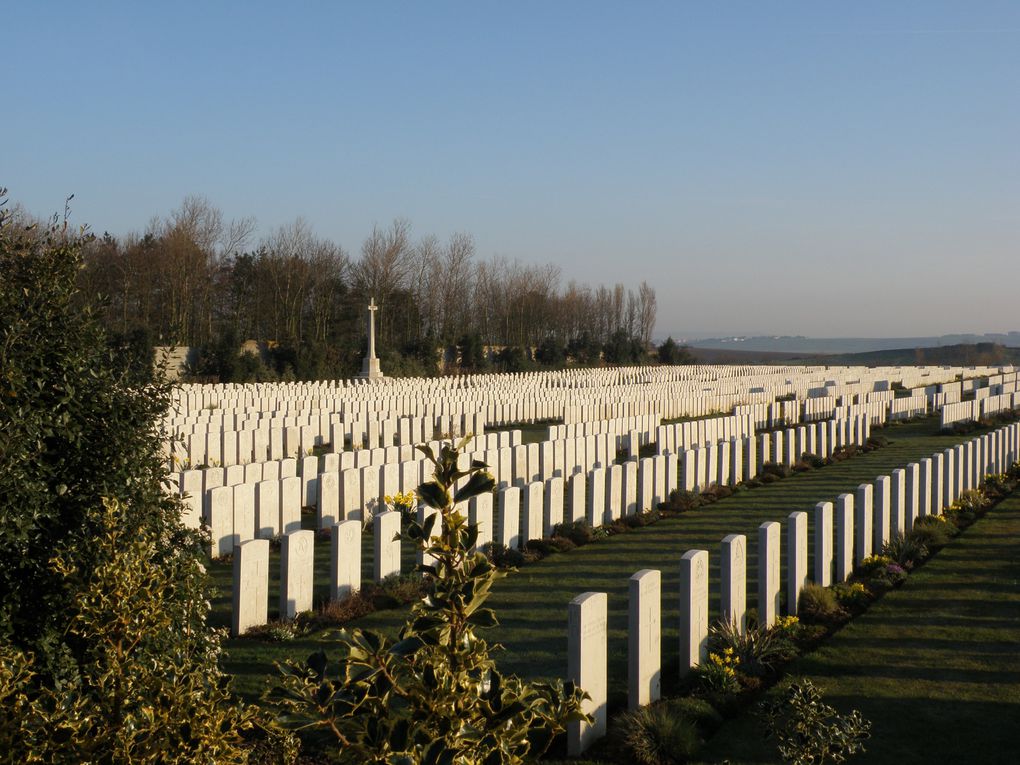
left=210, top=415, right=1008, bottom=710
left=697, top=489, right=1020, bottom=765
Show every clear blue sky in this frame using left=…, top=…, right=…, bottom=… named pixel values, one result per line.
left=5, top=1, right=1018, bottom=339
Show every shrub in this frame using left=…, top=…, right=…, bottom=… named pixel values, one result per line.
left=759, top=679, right=871, bottom=765
left=703, top=484, right=733, bottom=500
left=612, top=700, right=704, bottom=765
left=626, top=509, right=661, bottom=527
left=0, top=203, right=285, bottom=761
left=953, top=488, right=989, bottom=516
left=829, top=445, right=857, bottom=462
left=709, top=619, right=796, bottom=677
left=1, top=499, right=287, bottom=763
left=695, top=649, right=742, bottom=695
left=910, top=515, right=956, bottom=548
left=801, top=453, right=826, bottom=469
left=481, top=541, right=526, bottom=569
left=762, top=462, right=791, bottom=479
left=552, top=519, right=596, bottom=546
left=662, top=489, right=704, bottom=512
left=883, top=532, right=929, bottom=568
left=858, top=554, right=893, bottom=576
left=270, top=440, right=588, bottom=762
left=524, top=538, right=558, bottom=558
left=244, top=620, right=302, bottom=642
left=304, top=593, right=375, bottom=628
left=797, top=583, right=846, bottom=625
left=982, top=473, right=1012, bottom=498
left=832, top=582, right=871, bottom=611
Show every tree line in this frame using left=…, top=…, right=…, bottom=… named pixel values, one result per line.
left=13, top=194, right=693, bottom=380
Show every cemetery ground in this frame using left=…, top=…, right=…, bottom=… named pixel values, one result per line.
left=207, top=413, right=1019, bottom=763
left=697, top=486, right=1020, bottom=765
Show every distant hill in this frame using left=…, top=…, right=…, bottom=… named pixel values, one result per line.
left=687, top=333, right=1020, bottom=355
left=687, top=346, right=817, bottom=364
left=802, top=343, right=1020, bottom=368
left=684, top=343, right=1020, bottom=367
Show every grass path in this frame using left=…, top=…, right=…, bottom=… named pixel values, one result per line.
left=698, top=490, right=1020, bottom=765
left=214, top=416, right=1003, bottom=703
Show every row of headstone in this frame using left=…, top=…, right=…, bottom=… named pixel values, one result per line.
left=171, top=411, right=486, bottom=467
left=563, top=419, right=1020, bottom=753
left=171, top=365, right=1004, bottom=443
left=677, top=416, right=870, bottom=492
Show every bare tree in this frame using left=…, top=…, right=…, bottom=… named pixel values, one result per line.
left=637, top=281, right=657, bottom=345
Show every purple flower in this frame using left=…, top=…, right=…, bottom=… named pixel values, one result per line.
left=887, top=563, right=906, bottom=575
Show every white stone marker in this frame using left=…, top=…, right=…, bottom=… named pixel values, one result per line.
left=301, top=455, right=318, bottom=508
left=931, top=452, right=944, bottom=516
left=890, top=469, right=907, bottom=537
left=330, top=520, right=361, bottom=600
left=681, top=449, right=696, bottom=492
left=731, top=438, right=744, bottom=484
left=566, top=472, right=586, bottom=524
left=280, top=529, right=314, bottom=620
left=232, top=538, right=269, bottom=636
left=918, top=458, right=932, bottom=518
left=568, top=592, right=608, bottom=756
left=943, top=448, right=955, bottom=509
left=373, top=510, right=401, bottom=582
left=652, top=454, right=666, bottom=505
left=544, top=476, right=564, bottom=537
left=340, top=469, right=362, bottom=521
left=469, top=492, right=493, bottom=551
left=636, top=458, right=654, bottom=514
left=835, top=493, right=854, bottom=583
left=905, top=462, right=920, bottom=530
left=255, top=479, right=280, bottom=539
left=233, top=483, right=255, bottom=545
left=720, top=534, right=746, bottom=633
left=628, top=569, right=661, bottom=711
left=281, top=477, right=299, bottom=534
left=873, top=475, right=891, bottom=553
left=624, top=460, right=639, bottom=515
left=814, top=501, right=833, bottom=587
left=606, top=464, right=624, bottom=523
left=787, top=512, right=808, bottom=615
left=499, top=486, right=521, bottom=549
left=361, top=466, right=380, bottom=518
left=855, top=483, right=873, bottom=564
left=522, top=481, right=544, bottom=543
left=209, top=485, right=234, bottom=558
left=587, top=468, right=606, bottom=529
left=758, top=521, right=781, bottom=628
left=317, top=471, right=339, bottom=530
left=679, top=549, right=709, bottom=676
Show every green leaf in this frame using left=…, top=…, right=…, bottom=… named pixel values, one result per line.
left=415, top=443, right=437, bottom=464
left=467, top=608, right=498, bottom=629
left=389, top=636, right=425, bottom=657
left=306, top=649, right=328, bottom=679
left=453, top=471, right=496, bottom=504
left=418, top=481, right=449, bottom=510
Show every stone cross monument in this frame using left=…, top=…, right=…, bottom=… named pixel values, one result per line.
left=359, top=297, right=383, bottom=380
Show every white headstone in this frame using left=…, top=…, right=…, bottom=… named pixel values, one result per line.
left=280, top=529, right=314, bottom=620
left=628, top=569, right=661, bottom=711
left=330, top=520, right=361, bottom=600
left=758, top=521, right=781, bottom=627
left=786, top=511, right=807, bottom=615
left=568, top=591, right=608, bottom=756
left=720, top=534, right=746, bottom=633
left=231, top=538, right=269, bottom=636
left=679, top=549, right=709, bottom=675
